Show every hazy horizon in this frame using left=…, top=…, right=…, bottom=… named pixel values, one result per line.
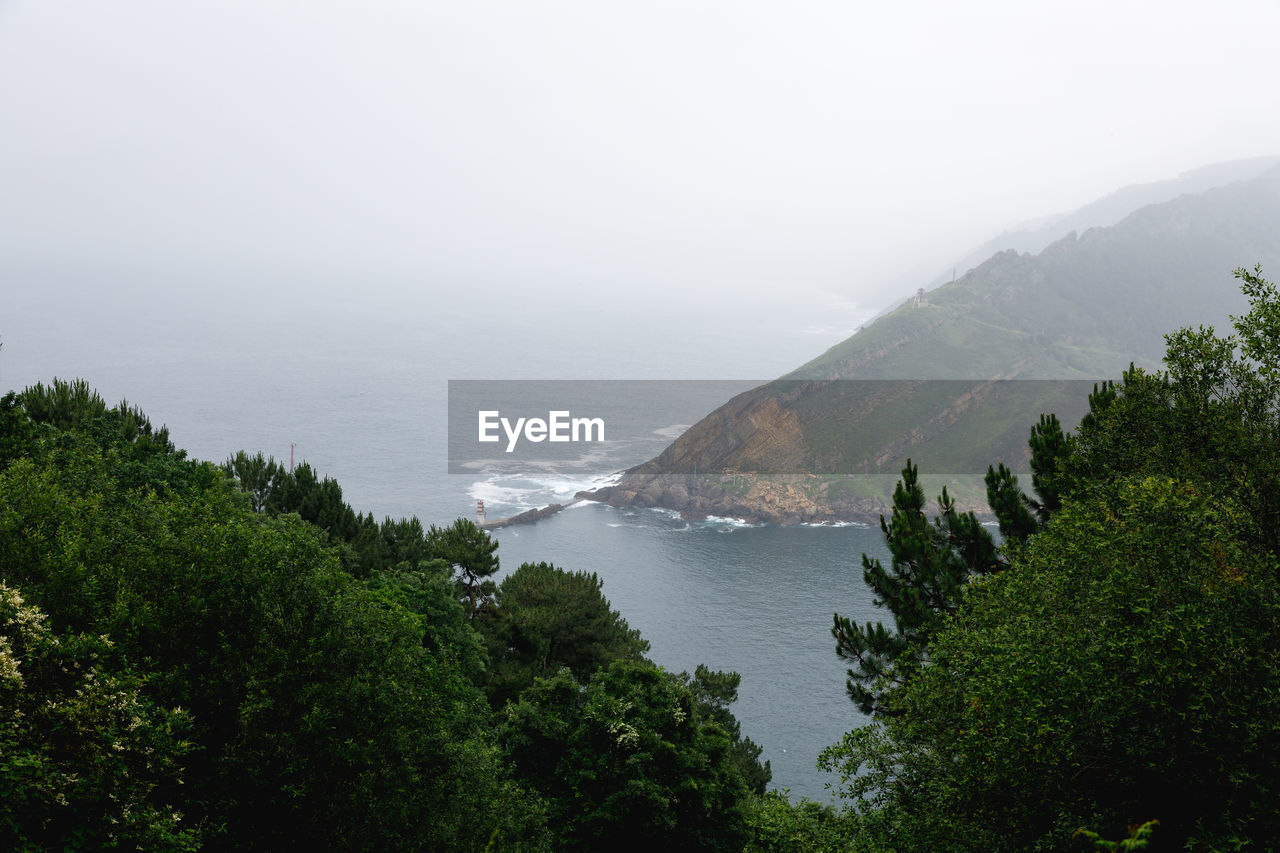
left=4, top=1, right=1280, bottom=332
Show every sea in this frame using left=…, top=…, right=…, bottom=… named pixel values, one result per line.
left=5, top=260, right=895, bottom=802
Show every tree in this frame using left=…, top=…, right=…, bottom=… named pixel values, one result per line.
left=831, top=461, right=997, bottom=716
left=833, top=269, right=1280, bottom=721
left=0, top=583, right=198, bottom=851
left=1231, top=263, right=1280, bottom=373
left=426, top=518, right=501, bottom=616
left=366, top=557, right=488, bottom=681
left=0, top=396, right=547, bottom=851
left=984, top=412, right=1070, bottom=545
left=222, top=449, right=281, bottom=512
left=740, top=791, right=856, bottom=853
left=824, top=266, right=1280, bottom=850
left=679, top=664, right=771, bottom=795
left=480, top=561, right=649, bottom=705
left=500, top=660, right=760, bottom=853
left=823, top=477, right=1280, bottom=850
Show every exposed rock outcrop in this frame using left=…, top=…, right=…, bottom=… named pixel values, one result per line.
left=580, top=166, right=1280, bottom=524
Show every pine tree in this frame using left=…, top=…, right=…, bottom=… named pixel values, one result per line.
left=984, top=411, right=1071, bottom=545
left=425, top=518, right=500, bottom=616
left=832, top=461, right=997, bottom=715
left=837, top=407, right=1075, bottom=716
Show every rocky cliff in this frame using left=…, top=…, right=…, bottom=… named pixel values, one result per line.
left=582, top=165, right=1280, bottom=523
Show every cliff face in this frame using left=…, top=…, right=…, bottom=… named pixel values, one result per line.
left=588, top=472, right=892, bottom=526
left=584, top=378, right=1088, bottom=523
left=582, top=166, right=1280, bottom=523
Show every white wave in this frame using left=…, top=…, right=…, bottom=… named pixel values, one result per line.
left=523, top=471, right=621, bottom=500
left=467, top=479, right=542, bottom=510
left=464, top=465, right=623, bottom=519
left=589, top=470, right=624, bottom=489
left=653, top=423, right=691, bottom=439
left=800, top=520, right=873, bottom=528
left=702, top=514, right=762, bottom=528
left=526, top=477, right=594, bottom=497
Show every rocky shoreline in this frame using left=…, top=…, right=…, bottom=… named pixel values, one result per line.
left=578, top=471, right=992, bottom=526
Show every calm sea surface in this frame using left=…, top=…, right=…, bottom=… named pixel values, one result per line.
left=6, top=265, right=887, bottom=801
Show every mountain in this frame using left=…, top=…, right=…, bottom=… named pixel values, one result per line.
left=924, top=156, right=1280, bottom=290
left=584, top=163, right=1280, bottom=524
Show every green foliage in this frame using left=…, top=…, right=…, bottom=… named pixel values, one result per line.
left=223, top=448, right=277, bottom=512
left=984, top=460, right=1037, bottom=543
left=500, top=660, right=760, bottom=852
left=366, top=559, right=488, bottom=680
left=832, top=460, right=997, bottom=715
left=741, top=790, right=856, bottom=853
left=1019, top=410, right=1070, bottom=526
left=983, top=410, right=1069, bottom=547
left=223, top=449, right=444, bottom=579
left=480, top=561, right=649, bottom=705
left=680, top=665, right=772, bottom=795
left=0, top=392, right=37, bottom=468
left=0, top=583, right=198, bottom=851
left=826, top=267, right=1280, bottom=851
left=1063, top=358, right=1280, bottom=551
left=1230, top=264, right=1280, bottom=375
left=5, top=377, right=784, bottom=851
left=1048, top=269, right=1280, bottom=551
left=485, top=566, right=769, bottom=851
left=0, top=392, right=546, bottom=851
left=825, top=478, right=1280, bottom=850
left=1074, top=819, right=1160, bottom=852
left=426, top=517, right=501, bottom=616
left=20, top=378, right=176, bottom=455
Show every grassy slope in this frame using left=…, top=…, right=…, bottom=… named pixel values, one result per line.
left=663, top=167, right=1280, bottom=479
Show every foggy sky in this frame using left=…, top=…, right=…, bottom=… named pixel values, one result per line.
left=2, top=1, right=1279, bottom=313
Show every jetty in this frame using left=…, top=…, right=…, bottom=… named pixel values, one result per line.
left=478, top=498, right=584, bottom=530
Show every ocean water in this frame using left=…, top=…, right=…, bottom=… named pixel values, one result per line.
left=4, top=263, right=886, bottom=801
left=492, top=505, right=886, bottom=801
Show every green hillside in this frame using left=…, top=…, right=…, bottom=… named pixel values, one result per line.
left=586, top=164, right=1280, bottom=522
left=797, top=164, right=1280, bottom=380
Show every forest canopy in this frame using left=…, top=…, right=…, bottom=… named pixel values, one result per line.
left=828, top=266, right=1280, bottom=851
left=0, top=379, right=782, bottom=851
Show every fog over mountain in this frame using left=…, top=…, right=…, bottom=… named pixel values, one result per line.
left=588, top=164, right=1280, bottom=522
left=924, top=156, right=1280, bottom=292
left=3, top=2, right=1280, bottom=339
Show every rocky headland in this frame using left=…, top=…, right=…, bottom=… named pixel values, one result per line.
left=582, top=166, right=1280, bottom=524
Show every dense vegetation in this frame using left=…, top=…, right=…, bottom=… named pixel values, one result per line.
left=830, top=266, right=1280, bottom=850
left=0, top=379, right=800, bottom=851
left=4, top=264, right=1279, bottom=851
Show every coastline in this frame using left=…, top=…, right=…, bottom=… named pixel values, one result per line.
left=578, top=472, right=995, bottom=526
